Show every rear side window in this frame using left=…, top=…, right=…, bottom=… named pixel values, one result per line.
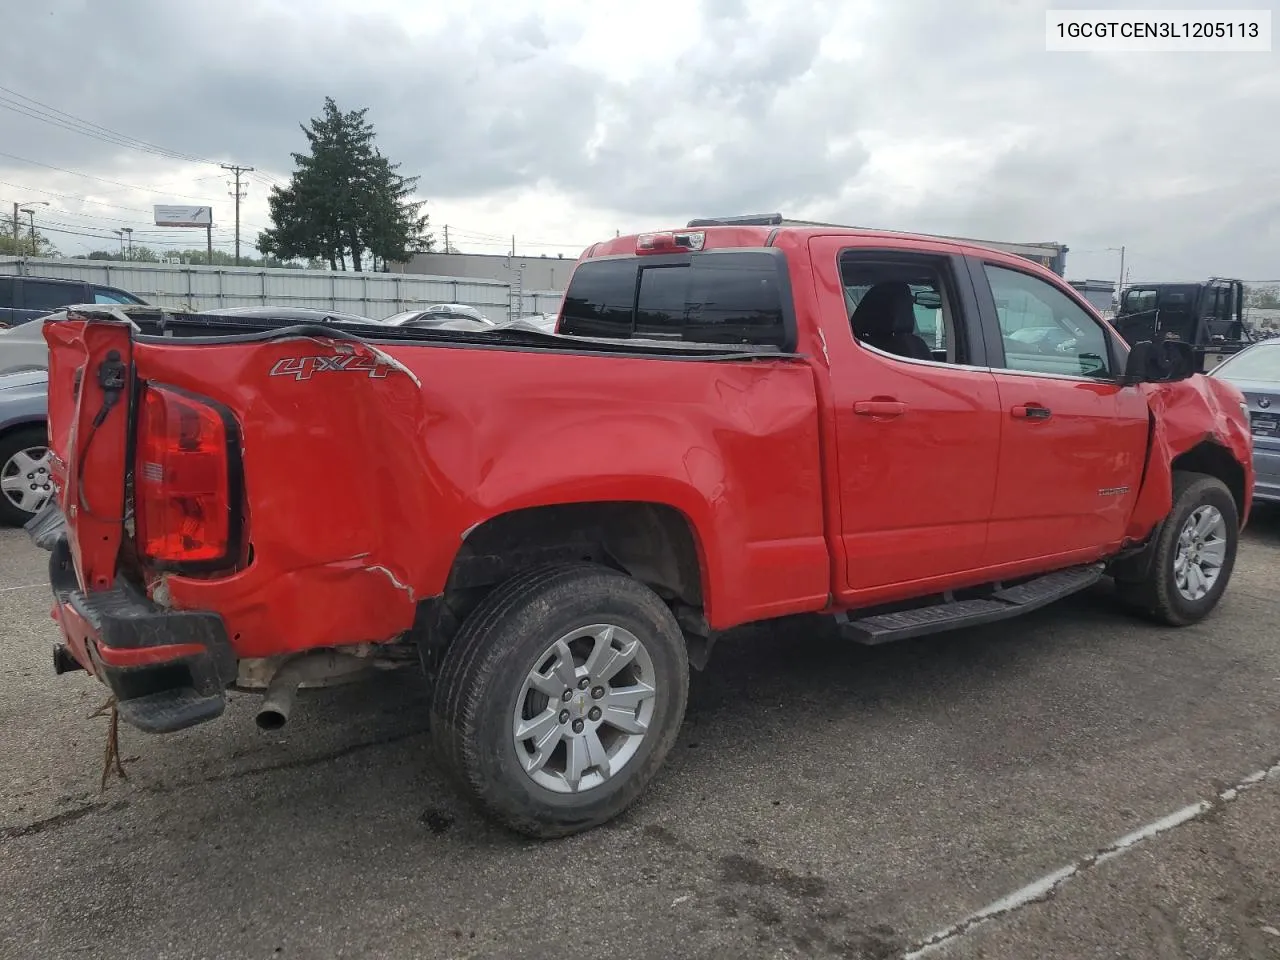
left=560, top=251, right=792, bottom=348
left=22, top=279, right=83, bottom=312
left=0, top=276, right=13, bottom=308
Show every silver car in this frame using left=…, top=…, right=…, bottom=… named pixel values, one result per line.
left=0, top=368, right=50, bottom=525
left=1209, top=339, right=1280, bottom=504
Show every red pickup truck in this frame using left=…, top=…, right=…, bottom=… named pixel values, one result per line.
left=31, top=219, right=1253, bottom=838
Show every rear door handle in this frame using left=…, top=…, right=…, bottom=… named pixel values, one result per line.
left=854, top=400, right=906, bottom=417
left=1011, top=404, right=1052, bottom=420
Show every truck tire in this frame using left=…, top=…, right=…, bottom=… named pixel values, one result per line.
left=0, top=426, right=53, bottom=527
left=429, top=562, right=690, bottom=839
left=1116, top=471, right=1239, bottom=626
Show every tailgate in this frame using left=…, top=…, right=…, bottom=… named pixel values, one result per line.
left=43, top=317, right=134, bottom=592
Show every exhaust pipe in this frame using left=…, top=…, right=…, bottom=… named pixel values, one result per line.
left=52, top=643, right=84, bottom=675
left=255, top=650, right=371, bottom=731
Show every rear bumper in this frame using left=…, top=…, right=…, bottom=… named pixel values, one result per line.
left=36, top=511, right=235, bottom=733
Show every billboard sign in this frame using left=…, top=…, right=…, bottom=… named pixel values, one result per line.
left=154, top=205, right=212, bottom=227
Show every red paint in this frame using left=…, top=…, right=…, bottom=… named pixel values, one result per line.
left=43, top=319, right=132, bottom=593
left=96, top=642, right=206, bottom=668
left=42, top=226, right=1254, bottom=676
left=50, top=597, right=99, bottom=677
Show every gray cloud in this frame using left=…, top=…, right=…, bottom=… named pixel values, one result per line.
left=2, top=0, right=1279, bottom=278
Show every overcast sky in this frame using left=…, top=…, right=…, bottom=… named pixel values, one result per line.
left=2, top=0, right=1278, bottom=283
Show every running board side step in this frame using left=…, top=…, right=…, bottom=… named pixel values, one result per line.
left=836, top=563, right=1104, bottom=645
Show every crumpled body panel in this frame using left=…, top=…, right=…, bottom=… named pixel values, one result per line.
left=128, top=336, right=830, bottom=657
left=1127, top=373, right=1254, bottom=539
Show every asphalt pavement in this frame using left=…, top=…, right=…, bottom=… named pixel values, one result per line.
left=1, top=515, right=1278, bottom=960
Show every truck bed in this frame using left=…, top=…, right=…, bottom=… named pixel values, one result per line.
left=46, top=310, right=832, bottom=666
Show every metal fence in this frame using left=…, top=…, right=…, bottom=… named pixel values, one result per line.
left=515, top=290, right=565, bottom=318
left=0, top=256, right=515, bottom=323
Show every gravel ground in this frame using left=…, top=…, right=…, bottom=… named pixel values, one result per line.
left=1, top=511, right=1277, bottom=960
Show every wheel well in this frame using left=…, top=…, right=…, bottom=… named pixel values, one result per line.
left=0, top=419, right=47, bottom=440
left=441, top=501, right=705, bottom=620
left=1172, top=441, right=1246, bottom=519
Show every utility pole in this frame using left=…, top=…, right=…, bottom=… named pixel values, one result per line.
left=122, top=227, right=133, bottom=260
left=10, top=199, right=47, bottom=253
left=221, top=163, right=254, bottom=265
left=443, top=224, right=449, bottom=253
left=1106, top=245, right=1126, bottom=308
left=511, top=234, right=515, bottom=257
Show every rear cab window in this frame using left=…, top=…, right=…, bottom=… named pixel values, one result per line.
left=559, top=249, right=795, bottom=349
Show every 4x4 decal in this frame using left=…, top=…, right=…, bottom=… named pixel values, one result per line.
left=269, top=354, right=390, bottom=381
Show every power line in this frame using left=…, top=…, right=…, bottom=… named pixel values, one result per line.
left=0, top=84, right=218, bottom=165
left=0, top=150, right=241, bottom=207
left=0, top=162, right=269, bottom=233
left=0, top=177, right=166, bottom=216
left=21, top=222, right=232, bottom=249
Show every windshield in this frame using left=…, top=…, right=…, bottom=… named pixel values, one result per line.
left=1211, top=343, right=1280, bottom=382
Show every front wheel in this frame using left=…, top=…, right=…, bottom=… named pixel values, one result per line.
left=1116, top=471, right=1239, bottom=626
left=429, top=563, right=690, bottom=839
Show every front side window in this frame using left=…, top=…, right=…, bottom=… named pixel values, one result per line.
left=92, top=287, right=137, bottom=305
left=985, top=264, right=1112, bottom=377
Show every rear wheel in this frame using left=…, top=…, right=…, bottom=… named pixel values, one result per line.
left=1116, top=471, right=1239, bottom=626
left=429, top=562, right=690, bottom=838
left=0, top=426, right=52, bottom=526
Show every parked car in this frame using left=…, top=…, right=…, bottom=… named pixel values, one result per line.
left=1209, top=338, right=1280, bottom=503
left=0, top=275, right=146, bottom=328
left=503, top=313, right=559, bottom=334
left=0, top=367, right=50, bottom=525
left=31, top=219, right=1252, bottom=839
left=194, top=306, right=381, bottom=325
left=383, top=304, right=495, bottom=328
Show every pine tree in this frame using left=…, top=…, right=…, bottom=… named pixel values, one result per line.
left=258, top=97, right=433, bottom=271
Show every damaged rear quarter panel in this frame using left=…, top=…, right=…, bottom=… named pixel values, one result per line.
left=1126, top=374, right=1254, bottom=539
left=134, top=337, right=829, bottom=656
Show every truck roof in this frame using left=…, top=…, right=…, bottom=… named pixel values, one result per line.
left=583, top=213, right=1069, bottom=274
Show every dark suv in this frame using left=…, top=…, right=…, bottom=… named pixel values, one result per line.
left=0, top=275, right=147, bottom=327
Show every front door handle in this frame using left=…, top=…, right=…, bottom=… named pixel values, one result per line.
left=854, top=400, right=906, bottom=417
left=1011, top=404, right=1052, bottom=420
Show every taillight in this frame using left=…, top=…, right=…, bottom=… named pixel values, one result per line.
left=134, top=384, right=235, bottom=566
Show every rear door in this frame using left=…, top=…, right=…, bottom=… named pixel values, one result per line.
left=968, top=257, right=1149, bottom=565
left=809, top=238, right=1003, bottom=594
left=18, top=278, right=91, bottom=315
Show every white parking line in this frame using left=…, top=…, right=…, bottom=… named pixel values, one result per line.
left=903, top=759, right=1280, bottom=959
left=0, top=583, right=45, bottom=593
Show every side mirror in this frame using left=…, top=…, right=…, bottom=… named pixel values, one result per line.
left=1122, top=338, right=1195, bottom=383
